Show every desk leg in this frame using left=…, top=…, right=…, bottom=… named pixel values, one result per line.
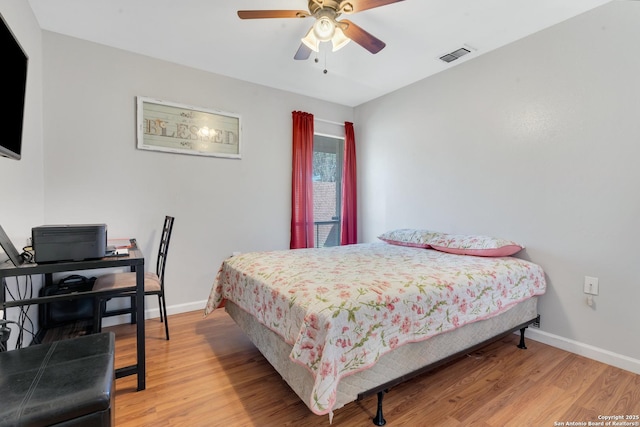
left=136, top=266, right=146, bottom=391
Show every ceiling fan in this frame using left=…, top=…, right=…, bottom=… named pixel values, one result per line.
left=238, top=0, right=405, bottom=60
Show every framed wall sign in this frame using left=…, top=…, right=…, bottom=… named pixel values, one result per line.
left=137, top=96, right=241, bottom=159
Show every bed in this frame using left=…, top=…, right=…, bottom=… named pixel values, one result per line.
left=204, top=241, right=546, bottom=424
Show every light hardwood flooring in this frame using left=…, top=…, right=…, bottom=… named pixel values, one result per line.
left=108, top=310, right=640, bottom=426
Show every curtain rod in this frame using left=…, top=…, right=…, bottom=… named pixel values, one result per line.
left=314, top=117, right=345, bottom=127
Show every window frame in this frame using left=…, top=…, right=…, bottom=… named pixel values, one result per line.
left=312, top=132, right=344, bottom=247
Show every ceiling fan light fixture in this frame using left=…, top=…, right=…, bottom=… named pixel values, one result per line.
left=237, top=0, right=395, bottom=60
left=301, top=27, right=320, bottom=52
left=313, top=16, right=336, bottom=41
left=331, top=26, right=350, bottom=52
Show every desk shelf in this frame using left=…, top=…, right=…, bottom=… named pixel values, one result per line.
left=0, top=244, right=146, bottom=391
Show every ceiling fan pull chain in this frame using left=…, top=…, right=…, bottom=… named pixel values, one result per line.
left=323, top=50, right=328, bottom=74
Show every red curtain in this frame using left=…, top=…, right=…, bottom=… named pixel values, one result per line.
left=340, top=122, right=357, bottom=245
left=290, top=111, right=315, bottom=249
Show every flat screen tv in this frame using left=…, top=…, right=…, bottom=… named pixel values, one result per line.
left=0, top=12, right=28, bottom=160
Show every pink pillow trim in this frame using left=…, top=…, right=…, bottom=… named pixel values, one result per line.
left=377, top=229, right=443, bottom=249
left=379, top=238, right=431, bottom=249
left=430, top=244, right=523, bottom=257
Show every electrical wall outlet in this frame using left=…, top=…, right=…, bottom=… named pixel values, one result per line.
left=532, top=315, right=540, bottom=328
left=584, top=276, right=599, bottom=295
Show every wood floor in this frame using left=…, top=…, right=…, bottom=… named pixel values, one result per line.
left=108, top=310, right=640, bottom=427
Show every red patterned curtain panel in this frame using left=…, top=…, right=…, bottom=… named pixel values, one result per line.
left=290, top=111, right=315, bottom=249
left=340, top=121, right=358, bottom=245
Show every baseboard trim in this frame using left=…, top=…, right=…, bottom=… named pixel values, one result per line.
left=165, top=300, right=207, bottom=317
left=100, top=300, right=207, bottom=328
left=525, top=328, right=640, bottom=375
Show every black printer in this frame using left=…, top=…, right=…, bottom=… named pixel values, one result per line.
left=32, top=224, right=107, bottom=263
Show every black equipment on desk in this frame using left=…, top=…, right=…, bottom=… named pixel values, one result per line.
left=39, top=274, right=96, bottom=329
left=32, top=223, right=107, bottom=263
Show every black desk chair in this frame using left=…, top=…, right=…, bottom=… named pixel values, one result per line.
left=93, top=216, right=174, bottom=340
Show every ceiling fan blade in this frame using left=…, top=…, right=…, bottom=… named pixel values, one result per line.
left=339, top=19, right=386, bottom=54
left=294, top=43, right=313, bottom=60
left=237, top=10, right=309, bottom=19
left=340, top=0, right=405, bottom=13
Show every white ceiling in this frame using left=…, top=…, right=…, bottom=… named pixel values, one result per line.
left=28, top=0, right=613, bottom=107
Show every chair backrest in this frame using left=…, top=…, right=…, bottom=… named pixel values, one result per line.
left=156, top=216, right=175, bottom=289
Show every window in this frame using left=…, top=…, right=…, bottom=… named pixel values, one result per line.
left=313, top=134, right=344, bottom=247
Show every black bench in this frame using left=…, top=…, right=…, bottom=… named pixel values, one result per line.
left=0, top=332, right=115, bottom=427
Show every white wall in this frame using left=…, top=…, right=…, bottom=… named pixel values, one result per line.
left=40, top=32, right=354, bottom=319
left=0, top=1, right=44, bottom=348
left=356, top=1, right=640, bottom=372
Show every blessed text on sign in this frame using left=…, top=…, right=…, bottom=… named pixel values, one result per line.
left=137, top=97, right=241, bottom=159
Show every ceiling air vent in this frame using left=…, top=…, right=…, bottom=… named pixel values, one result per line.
left=439, top=47, right=471, bottom=63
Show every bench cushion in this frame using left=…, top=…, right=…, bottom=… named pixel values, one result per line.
left=0, top=332, right=115, bottom=427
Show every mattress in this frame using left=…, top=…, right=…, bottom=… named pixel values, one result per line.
left=205, top=242, right=546, bottom=415
left=225, top=297, right=539, bottom=414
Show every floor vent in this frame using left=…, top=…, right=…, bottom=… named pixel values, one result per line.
left=439, top=47, right=471, bottom=63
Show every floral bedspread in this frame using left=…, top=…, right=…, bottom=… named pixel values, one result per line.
left=204, top=242, right=546, bottom=415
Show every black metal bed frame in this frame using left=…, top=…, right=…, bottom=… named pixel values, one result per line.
left=357, top=315, right=541, bottom=426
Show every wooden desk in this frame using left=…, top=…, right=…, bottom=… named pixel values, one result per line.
left=0, top=242, right=146, bottom=391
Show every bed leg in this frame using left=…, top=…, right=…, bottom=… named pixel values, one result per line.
left=517, top=327, right=527, bottom=349
left=373, top=390, right=387, bottom=426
